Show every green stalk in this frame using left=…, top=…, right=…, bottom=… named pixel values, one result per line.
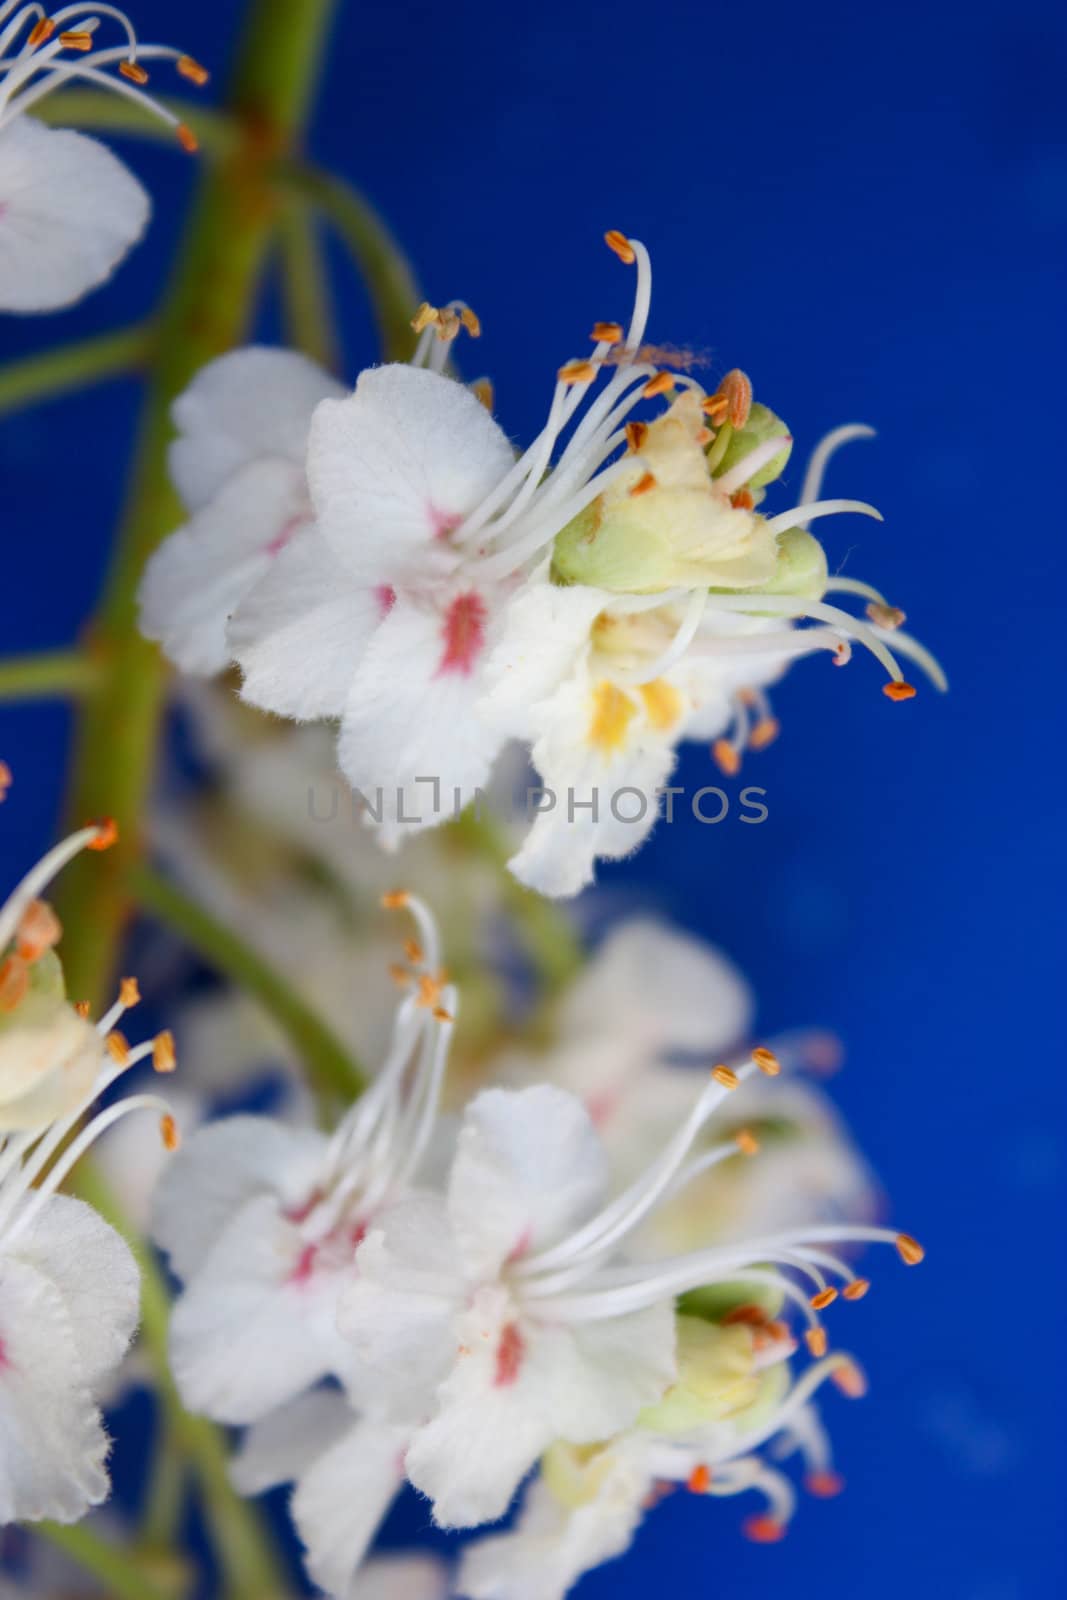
left=288, top=163, right=421, bottom=361
left=0, top=325, right=153, bottom=418
left=55, top=0, right=339, bottom=1011
left=130, top=862, right=365, bottom=1102
left=34, top=1521, right=175, bottom=1600
left=35, top=89, right=237, bottom=157
left=0, top=650, right=99, bottom=701
left=276, top=196, right=340, bottom=369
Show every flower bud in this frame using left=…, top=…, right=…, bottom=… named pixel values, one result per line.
left=708, top=402, right=793, bottom=490
left=637, top=1318, right=762, bottom=1434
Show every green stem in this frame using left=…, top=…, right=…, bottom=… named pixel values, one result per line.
left=276, top=197, right=340, bottom=370
left=34, top=1520, right=176, bottom=1600
left=0, top=650, right=100, bottom=701
left=34, top=90, right=236, bottom=157
left=130, top=862, right=364, bottom=1102
left=0, top=325, right=153, bottom=418
left=72, top=1164, right=289, bottom=1600
left=55, top=0, right=339, bottom=1012
left=287, top=162, right=421, bottom=361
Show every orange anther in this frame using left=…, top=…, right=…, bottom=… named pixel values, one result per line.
left=411, top=302, right=438, bottom=333
left=591, top=321, right=623, bottom=343
left=883, top=680, right=917, bottom=702
left=0, top=759, right=11, bottom=799
left=719, top=369, right=753, bottom=429
left=0, top=956, right=29, bottom=1014
left=805, top=1326, right=828, bottom=1358
left=106, top=1031, right=130, bottom=1065
left=74, top=1000, right=91, bottom=1019
left=642, top=372, right=674, bottom=398
left=810, top=1287, right=838, bottom=1311
left=87, top=818, right=118, bottom=851
left=831, top=1359, right=867, bottom=1399
left=119, top=60, right=150, bottom=84
left=712, top=739, right=741, bottom=777
left=731, top=487, right=755, bottom=511
left=380, top=890, right=410, bottom=910
left=153, top=1031, right=177, bottom=1074
left=119, top=976, right=141, bottom=1009
left=459, top=307, right=482, bottom=337
left=748, top=716, right=780, bottom=751
left=160, top=1113, right=180, bottom=1151
left=16, top=900, right=61, bottom=964
left=896, top=1233, right=925, bottom=1265
left=702, top=394, right=729, bottom=421
left=866, top=602, right=906, bottom=630
left=417, top=973, right=442, bottom=1008
left=470, top=377, right=495, bottom=411
left=752, top=1046, right=780, bottom=1076
left=176, top=123, right=199, bottom=154
left=604, top=229, right=636, bottom=264
left=712, top=1064, right=739, bottom=1090
left=624, top=421, right=648, bottom=452
left=177, top=55, right=210, bottom=86
left=723, top=1303, right=771, bottom=1328
left=843, top=1278, right=871, bottom=1301
left=806, top=1470, right=845, bottom=1499
left=559, top=359, right=597, bottom=385
left=388, top=963, right=412, bottom=986
left=59, top=30, right=93, bottom=50
left=734, top=1128, right=760, bottom=1156
left=28, top=17, right=56, bottom=45
left=403, top=938, right=424, bottom=965
left=629, top=471, right=657, bottom=497
left=687, top=1464, right=711, bottom=1494
left=742, top=1515, right=786, bottom=1544
left=432, top=1005, right=454, bottom=1023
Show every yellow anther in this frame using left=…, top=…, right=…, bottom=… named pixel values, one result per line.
left=176, top=123, right=199, bottom=154
left=711, top=1065, right=739, bottom=1090
left=712, top=739, right=741, bottom=777
left=432, top=1006, right=454, bottom=1023
left=27, top=18, right=56, bottom=46
left=470, top=377, right=495, bottom=411
left=629, top=470, right=657, bottom=497
left=119, top=60, right=150, bottom=84
left=177, top=55, right=210, bottom=86
left=831, top=1359, right=867, bottom=1399
left=416, top=973, right=442, bottom=1009
left=591, top=320, right=623, bottom=343
left=435, top=308, right=461, bottom=341
left=810, top=1287, right=838, bottom=1311
left=106, top=1031, right=130, bottom=1066
left=642, top=372, right=674, bottom=398
left=160, top=1113, right=180, bottom=1151
left=896, top=1233, right=925, bottom=1265
left=843, top=1278, right=871, bottom=1301
left=0, top=759, right=11, bottom=800
left=734, top=1128, right=760, bottom=1157
left=559, top=359, right=598, bottom=385
left=380, top=890, right=410, bottom=910
left=604, top=229, right=636, bottom=264
left=119, top=976, right=141, bottom=1009
left=459, top=307, right=482, bottom=337
left=411, top=302, right=438, bottom=333
left=752, top=1046, right=780, bottom=1076
left=716, top=369, right=753, bottom=429
left=59, top=30, right=93, bottom=50
left=805, top=1326, right=828, bottom=1357
left=153, top=1031, right=177, bottom=1074
left=748, top=716, right=780, bottom=751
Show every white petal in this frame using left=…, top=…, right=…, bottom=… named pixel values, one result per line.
left=309, top=364, right=515, bottom=585
left=170, top=347, right=344, bottom=511
left=0, top=1253, right=109, bottom=1523
left=230, top=1387, right=353, bottom=1495
left=139, top=457, right=309, bottom=677
left=13, top=1196, right=138, bottom=1394
left=0, top=118, right=148, bottom=313
left=168, top=1194, right=359, bottom=1424
left=337, top=594, right=503, bottom=846
left=355, top=1555, right=449, bottom=1600
left=560, top=919, right=753, bottom=1058
left=292, top=1417, right=409, bottom=1599
left=229, top=526, right=381, bottom=720
left=480, top=578, right=605, bottom=742
left=447, top=1087, right=608, bottom=1278
left=152, top=1115, right=329, bottom=1284
left=338, top=1194, right=459, bottom=1415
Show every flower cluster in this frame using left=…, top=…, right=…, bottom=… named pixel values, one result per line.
left=138, top=232, right=945, bottom=896
left=154, top=895, right=923, bottom=1600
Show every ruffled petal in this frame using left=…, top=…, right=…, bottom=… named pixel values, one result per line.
left=0, top=117, right=148, bottom=312
left=291, top=1416, right=410, bottom=1599
left=308, top=365, right=515, bottom=585
left=480, top=578, right=605, bottom=743
left=230, top=526, right=381, bottom=720
left=152, top=1115, right=329, bottom=1284
left=139, top=458, right=308, bottom=677
left=169, top=347, right=344, bottom=511
left=337, top=594, right=503, bottom=847
left=447, top=1087, right=608, bottom=1278
left=230, top=1387, right=353, bottom=1495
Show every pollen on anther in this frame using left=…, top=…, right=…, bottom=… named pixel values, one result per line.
left=752, top=1046, right=780, bottom=1076
left=59, top=30, right=93, bottom=50
left=153, top=1031, right=177, bottom=1074
left=718, top=369, right=753, bottom=429
left=734, top=1128, right=760, bottom=1156
left=712, top=739, right=741, bottom=777
left=712, top=1065, right=739, bottom=1090
left=806, top=1470, right=845, bottom=1499
left=28, top=18, right=56, bottom=46
left=592, top=321, right=623, bottom=344
left=460, top=307, right=482, bottom=338
left=883, top=680, right=917, bottom=702
left=643, top=372, right=674, bottom=398
left=177, top=55, right=210, bottom=86
left=559, top=359, right=597, bottom=385
left=843, top=1278, right=871, bottom=1301
left=604, top=229, right=636, bottom=264
left=106, top=1031, right=130, bottom=1066
left=119, top=60, right=150, bottom=84
left=805, top=1326, right=828, bottom=1357
left=176, top=123, right=199, bottom=154
left=896, top=1233, right=925, bottom=1265
left=160, top=1113, right=180, bottom=1152
left=810, top=1287, right=838, bottom=1311
left=411, top=303, right=438, bottom=333
left=687, top=1464, right=711, bottom=1494
left=625, top=421, right=648, bottom=452
left=380, top=890, right=410, bottom=910
left=119, top=976, right=141, bottom=1009
left=629, top=471, right=657, bottom=497
left=87, top=818, right=118, bottom=851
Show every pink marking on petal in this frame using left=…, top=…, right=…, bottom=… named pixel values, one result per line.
left=428, top=504, right=462, bottom=541
left=376, top=584, right=397, bottom=618
left=0, top=1338, right=9, bottom=1371
left=506, top=1227, right=531, bottom=1264
left=266, top=511, right=309, bottom=557
left=291, top=1243, right=318, bottom=1285
left=438, top=591, right=488, bottom=677
left=493, top=1322, right=526, bottom=1387
left=586, top=1089, right=622, bottom=1129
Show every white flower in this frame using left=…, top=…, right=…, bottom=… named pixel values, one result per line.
left=0, top=6, right=206, bottom=312
left=138, top=348, right=349, bottom=676
left=0, top=821, right=177, bottom=1525
left=341, top=1071, right=923, bottom=1530
left=152, top=894, right=456, bottom=1426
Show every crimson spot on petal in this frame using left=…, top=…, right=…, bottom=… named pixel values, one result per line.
left=439, top=591, right=488, bottom=676
left=493, top=1322, right=525, bottom=1387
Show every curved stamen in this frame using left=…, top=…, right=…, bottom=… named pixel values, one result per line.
left=0, top=823, right=108, bottom=953
left=800, top=424, right=875, bottom=513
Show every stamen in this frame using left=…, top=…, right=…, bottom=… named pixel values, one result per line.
left=28, top=18, right=55, bottom=46
left=381, top=890, right=410, bottom=909
left=748, top=716, right=780, bottom=751
left=16, top=899, right=61, bottom=963
left=459, top=307, right=481, bottom=337
left=734, top=1129, right=760, bottom=1156
left=87, top=817, right=118, bottom=850
left=830, top=1359, right=867, bottom=1399
left=404, top=938, right=424, bottom=964
left=805, top=1470, right=845, bottom=1498
left=74, top=999, right=91, bottom=1018
left=559, top=359, right=598, bottom=385
left=711, top=1065, right=739, bottom=1090
left=629, top=471, right=657, bottom=496
left=176, top=121, right=198, bottom=152
left=177, top=54, right=209, bottom=85
left=160, top=1112, right=180, bottom=1150
left=592, top=320, right=623, bottom=343
left=642, top=372, right=674, bottom=398
left=0, top=955, right=28, bottom=1012
left=867, top=602, right=906, bottom=630
left=106, top=1031, right=130, bottom=1066
left=752, top=1047, right=780, bottom=1076
left=0, top=759, right=10, bottom=800
left=119, top=976, right=141, bottom=1007
left=717, top=369, right=753, bottom=429
left=809, top=1287, right=837, bottom=1311
left=59, top=30, right=93, bottom=50
left=742, top=1515, right=786, bottom=1544
left=805, top=1327, right=827, bottom=1357
left=118, top=59, right=148, bottom=83
left=731, top=488, right=755, bottom=511
left=625, top=421, right=648, bottom=452
left=688, top=1464, right=712, bottom=1493
left=153, top=1030, right=176, bottom=1073
left=712, top=739, right=741, bottom=777
left=883, top=681, right=917, bottom=702
left=842, top=1278, right=870, bottom=1301
left=895, top=1233, right=924, bottom=1265
left=604, top=229, right=636, bottom=264
left=411, top=302, right=438, bottom=334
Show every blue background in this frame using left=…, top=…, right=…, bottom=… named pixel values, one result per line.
left=2, top=0, right=1064, bottom=1595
